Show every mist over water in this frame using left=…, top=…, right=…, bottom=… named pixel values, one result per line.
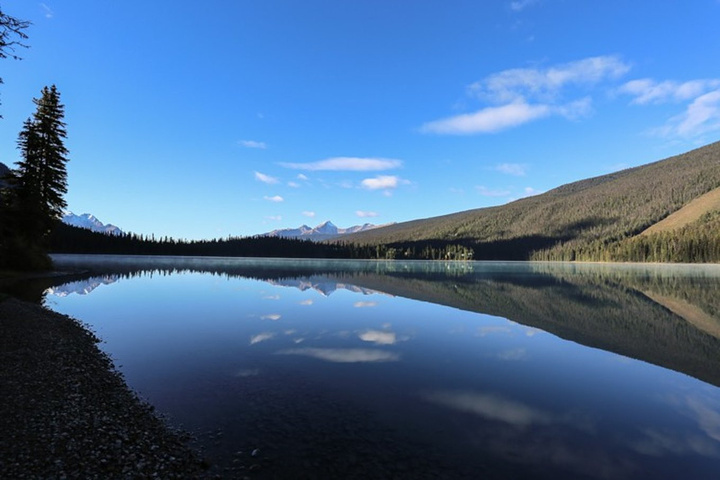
left=37, top=255, right=720, bottom=479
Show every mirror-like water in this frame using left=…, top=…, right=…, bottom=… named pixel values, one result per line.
left=32, top=255, right=720, bottom=479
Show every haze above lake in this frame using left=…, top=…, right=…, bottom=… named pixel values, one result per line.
left=31, top=255, right=720, bottom=479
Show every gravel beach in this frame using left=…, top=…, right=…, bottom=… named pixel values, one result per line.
left=0, top=297, right=209, bottom=479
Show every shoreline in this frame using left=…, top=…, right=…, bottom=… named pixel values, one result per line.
left=0, top=297, right=209, bottom=478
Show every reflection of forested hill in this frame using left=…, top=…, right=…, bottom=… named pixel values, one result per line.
left=332, top=269, right=720, bottom=388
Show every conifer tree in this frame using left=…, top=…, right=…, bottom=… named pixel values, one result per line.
left=1, top=85, right=70, bottom=269
left=14, top=85, right=69, bottom=239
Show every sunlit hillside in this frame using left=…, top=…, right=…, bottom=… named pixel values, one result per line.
left=341, top=141, right=720, bottom=262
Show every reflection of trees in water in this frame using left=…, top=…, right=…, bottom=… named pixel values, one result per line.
left=31, top=257, right=720, bottom=387
left=529, top=263, right=720, bottom=323
left=338, top=267, right=720, bottom=388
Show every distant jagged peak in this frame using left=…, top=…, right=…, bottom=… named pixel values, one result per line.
left=263, top=220, right=389, bottom=241
left=62, top=211, right=123, bottom=236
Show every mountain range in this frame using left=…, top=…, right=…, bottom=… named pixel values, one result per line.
left=61, top=212, right=123, bottom=236
left=263, top=220, right=387, bottom=241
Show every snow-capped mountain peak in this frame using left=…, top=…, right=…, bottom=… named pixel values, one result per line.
left=314, top=221, right=338, bottom=235
left=263, top=220, right=387, bottom=241
left=62, top=212, right=123, bottom=236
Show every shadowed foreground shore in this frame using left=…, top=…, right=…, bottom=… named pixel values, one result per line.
left=0, top=297, right=209, bottom=479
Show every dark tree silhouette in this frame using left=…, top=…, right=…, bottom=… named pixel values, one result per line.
left=1, top=86, right=69, bottom=270
left=14, top=85, right=69, bottom=238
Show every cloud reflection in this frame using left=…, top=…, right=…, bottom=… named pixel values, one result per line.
left=261, top=314, right=282, bottom=321
left=359, top=330, right=397, bottom=345
left=423, top=390, right=628, bottom=479
left=496, top=348, right=527, bottom=360
left=632, top=392, right=720, bottom=458
left=686, top=395, right=720, bottom=443
left=250, top=332, right=275, bottom=345
left=423, top=391, right=553, bottom=428
left=476, top=326, right=513, bottom=337
left=354, top=301, right=378, bottom=308
left=629, top=429, right=720, bottom=458
left=278, top=348, right=399, bottom=363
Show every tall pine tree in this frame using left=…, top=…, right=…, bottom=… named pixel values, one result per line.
left=2, top=85, right=69, bottom=269
left=15, top=85, right=69, bottom=236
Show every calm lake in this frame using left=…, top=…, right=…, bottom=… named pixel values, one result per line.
left=28, top=255, right=720, bottom=478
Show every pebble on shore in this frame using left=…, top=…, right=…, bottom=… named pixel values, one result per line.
left=0, top=298, right=210, bottom=479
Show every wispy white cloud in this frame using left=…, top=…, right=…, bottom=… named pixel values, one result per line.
left=510, top=0, right=539, bottom=12
left=361, top=175, right=409, bottom=191
left=40, top=3, right=54, bottom=18
left=263, top=195, right=284, bottom=203
left=356, top=210, right=379, bottom=218
left=618, top=78, right=720, bottom=105
left=302, top=210, right=316, bottom=218
left=470, top=56, right=630, bottom=103
left=476, top=186, right=511, bottom=197
left=240, top=139, right=267, bottom=149
left=297, top=173, right=309, bottom=180
left=494, top=163, right=527, bottom=176
left=618, top=77, right=720, bottom=139
left=672, top=90, right=720, bottom=137
left=287, top=181, right=300, bottom=188
left=422, top=56, right=627, bottom=135
left=280, top=157, right=402, bottom=171
left=254, top=171, right=279, bottom=184
left=422, top=101, right=551, bottom=134
left=265, top=215, right=282, bottom=221
left=522, top=187, right=543, bottom=197
left=650, top=90, right=720, bottom=139
left=261, top=314, right=281, bottom=321
left=422, top=98, right=592, bottom=135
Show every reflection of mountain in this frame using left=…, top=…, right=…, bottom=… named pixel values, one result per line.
left=36, top=255, right=720, bottom=387
left=267, top=277, right=385, bottom=297
left=45, top=276, right=119, bottom=297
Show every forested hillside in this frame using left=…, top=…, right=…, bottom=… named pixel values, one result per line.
left=342, top=141, right=720, bottom=262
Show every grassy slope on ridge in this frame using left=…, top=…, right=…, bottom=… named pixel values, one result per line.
left=342, top=141, right=720, bottom=260
left=641, top=186, right=720, bottom=235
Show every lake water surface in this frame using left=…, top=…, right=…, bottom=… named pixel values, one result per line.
left=33, top=255, right=720, bottom=479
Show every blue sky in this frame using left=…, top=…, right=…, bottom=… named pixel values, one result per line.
left=1, top=1, right=719, bottom=240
